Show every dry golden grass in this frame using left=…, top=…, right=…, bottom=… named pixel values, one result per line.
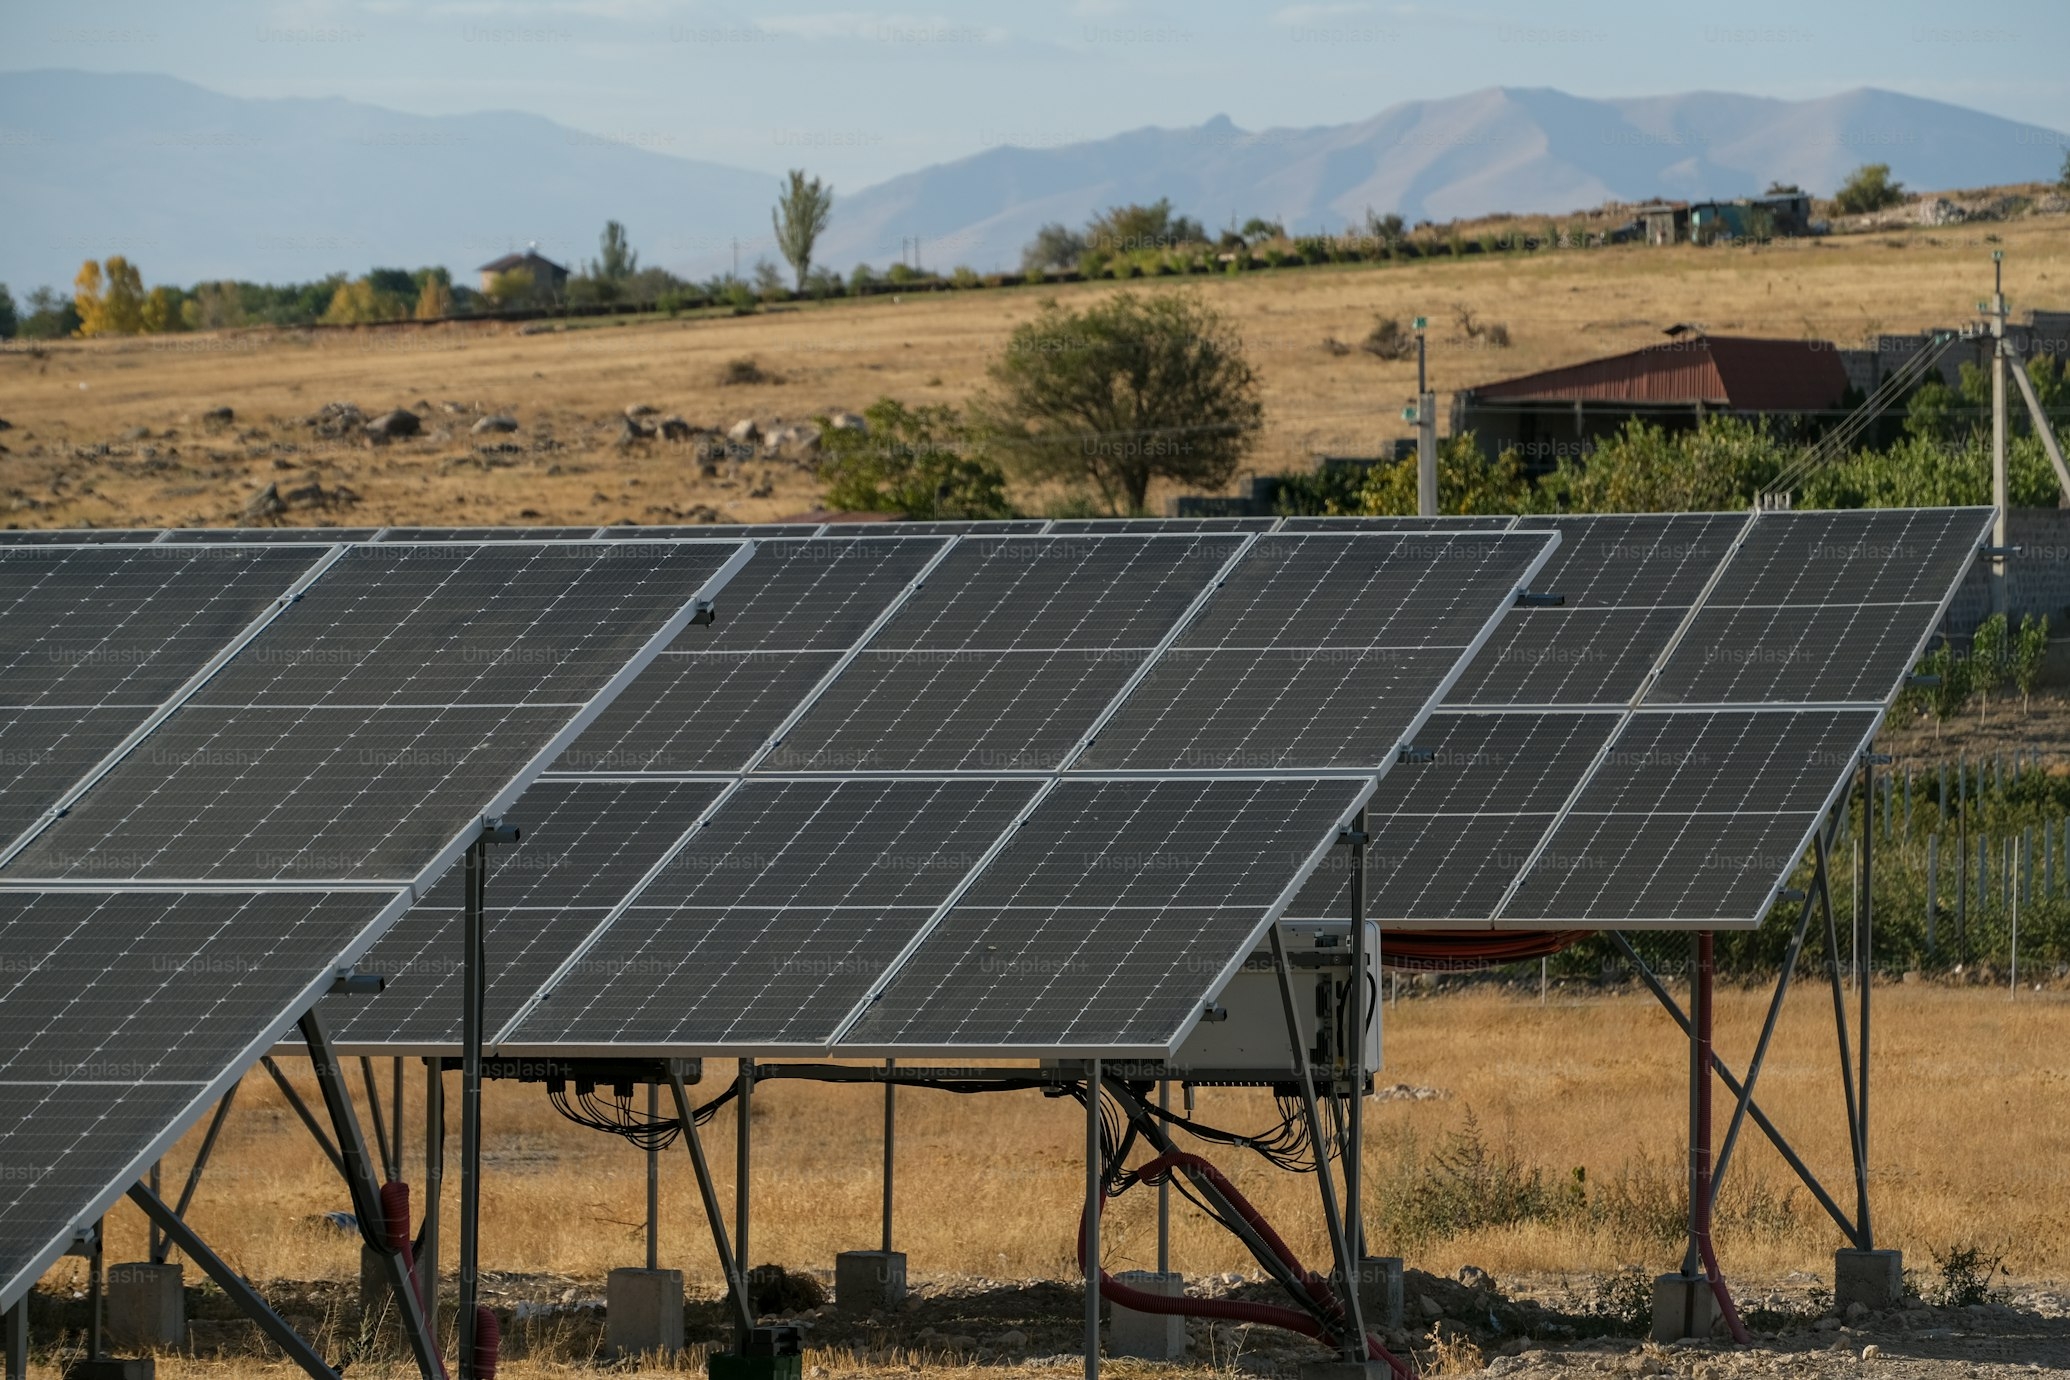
left=3, top=216, right=2067, bottom=527
left=43, top=982, right=2070, bottom=1324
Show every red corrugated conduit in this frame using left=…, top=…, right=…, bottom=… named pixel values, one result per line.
left=379, top=1181, right=452, bottom=1380
left=1077, top=1150, right=1416, bottom=1380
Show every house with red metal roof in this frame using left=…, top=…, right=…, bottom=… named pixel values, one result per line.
left=1452, top=332, right=1853, bottom=473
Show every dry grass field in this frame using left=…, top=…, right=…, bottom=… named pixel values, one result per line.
left=46, top=984, right=2069, bottom=1308
left=3, top=216, right=2067, bottom=529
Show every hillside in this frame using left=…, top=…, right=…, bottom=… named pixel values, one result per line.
left=1, top=72, right=2064, bottom=292
left=4, top=213, right=2065, bottom=532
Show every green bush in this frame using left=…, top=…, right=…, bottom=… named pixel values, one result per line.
left=818, top=398, right=1014, bottom=520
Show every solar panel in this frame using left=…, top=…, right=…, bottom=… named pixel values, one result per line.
left=1289, top=710, right=1621, bottom=924
left=1447, top=514, right=1745, bottom=708
left=876, top=520, right=1050, bottom=535
left=836, top=777, right=1373, bottom=1055
left=0, top=545, right=333, bottom=853
left=0, top=888, right=397, bottom=1309
left=0, top=533, right=753, bottom=1313
left=501, top=778, right=1040, bottom=1052
left=7, top=543, right=748, bottom=883
left=599, top=525, right=825, bottom=539
left=328, top=778, right=729, bottom=1049
left=0, top=530, right=163, bottom=545
left=553, top=536, right=946, bottom=774
left=766, top=534, right=1248, bottom=772
left=1497, top=708, right=1883, bottom=926
left=1078, top=531, right=1557, bottom=771
left=1046, top=517, right=1278, bottom=533
left=374, top=527, right=607, bottom=542
left=1280, top=515, right=1518, bottom=531
left=1649, top=509, right=1994, bottom=705
left=158, top=529, right=383, bottom=544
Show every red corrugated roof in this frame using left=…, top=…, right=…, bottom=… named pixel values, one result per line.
left=1467, top=336, right=1849, bottom=412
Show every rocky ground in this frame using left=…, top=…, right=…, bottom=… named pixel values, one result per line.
left=23, top=1264, right=2068, bottom=1378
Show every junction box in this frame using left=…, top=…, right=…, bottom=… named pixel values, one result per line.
left=1169, top=921, right=1383, bottom=1086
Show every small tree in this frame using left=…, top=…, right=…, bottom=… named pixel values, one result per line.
left=0, top=284, right=16, bottom=339
left=18, top=286, right=81, bottom=339
left=1833, top=163, right=1906, bottom=215
left=1239, top=216, right=1285, bottom=245
left=75, top=257, right=145, bottom=336
left=978, top=290, right=1263, bottom=515
left=819, top=398, right=1014, bottom=520
left=1970, top=613, right=2010, bottom=718
left=1085, top=199, right=1204, bottom=256
left=2059, top=147, right=2070, bottom=192
left=1021, top=223, right=1088, bottom=273
left=2014, top=613, right=2050, bottom=714
left=1912, top=645, right=1970, bottom=739
left=1359, top=433, right=1534, bottom=516
left=590, top=220, right=639, bottom=284
left=414, top=276, right=453, bottom=320
left=772, top=169, right=834, bottom=292
left=139, top=285, right=187, bottom=333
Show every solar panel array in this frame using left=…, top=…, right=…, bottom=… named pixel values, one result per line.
left=0, top=532, right=752, bottom=1313
left=327, top=525, right=1558, bottom=1059
left=1286, top=507, right=1992, bottom=927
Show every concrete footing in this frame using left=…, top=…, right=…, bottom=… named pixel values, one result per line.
left=1834, top=1249, right=1904, bottom=1312
left=357, top=1244, right=388, bottom=1320
left=1649, top=1274, right=1721, bottom=1342
left=606, top=1268, right=685, bottom=1359
left=61, top=1361, right=156, bottom=1380
left=1107, top=1271, right=1185, bottom=1359
left=834, top=1251, right=906, bottom=1315
left=1355, top=1257, right=1404, bottom=1332
left=107, top=1263, right=184, bottom=1351
left=1297, top=1362, right=1396, bottom=1380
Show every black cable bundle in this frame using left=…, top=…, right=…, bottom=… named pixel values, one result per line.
left=542, top=1080, right=736, bottom=1148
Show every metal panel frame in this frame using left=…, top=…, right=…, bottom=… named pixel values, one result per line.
left=0, top=539, right=755, bottom=1311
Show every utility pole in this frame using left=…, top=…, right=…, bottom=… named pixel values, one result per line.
left=1988, top=250, right=2009, bottom=613
left=1411, top=315, right=1437, bottom=516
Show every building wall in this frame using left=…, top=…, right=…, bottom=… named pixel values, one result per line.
left=1944, top=507, right=2070, bottom=637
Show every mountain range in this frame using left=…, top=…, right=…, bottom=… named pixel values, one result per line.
left=1, top=70, right=2063, bottom=292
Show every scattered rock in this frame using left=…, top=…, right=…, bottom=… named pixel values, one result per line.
left=365, top=408, right=421, bottom=441
left=244, top=483, right=286, bottom=520
left=745, top=1263, right=825, bottom=1313
left=307, top=401, right=367, bottom=439
left=201, top=406, right=234, bottom=426
left=1417, top=1294, right=1443, bottom=1320
left=657, top=416, right=695, bottom=442
left=0, top=417, right=12, bottom=430
left=1861, top=1343, right=1882, bottom=1360
left=826, top=410, right=867, bottom=435
left=624, top=403, right=660, bottom=418
left=120, top=425, right=151, bottom=442
left=472, top=414, right=520, bottom=434
left=993, top=1330, right=1028, bottom=1349
left=616, top=417, right=657, bottom=447
left=1845, top=1301, right=1868, bottom=1322
left=517, top=321, right=555, bottom=336
left=1458, top=1266, right=1495, bottom=1292
left=726, top=418, right=761, bottom=445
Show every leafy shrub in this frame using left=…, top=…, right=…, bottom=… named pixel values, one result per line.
left=819, top=398, right=1014, bottom=520
left=1361, top=315, right=1414, bottom=360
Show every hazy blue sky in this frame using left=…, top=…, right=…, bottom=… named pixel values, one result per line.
left=5, top=0, right=2066, bottom=188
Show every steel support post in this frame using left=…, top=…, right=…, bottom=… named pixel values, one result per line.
left=459, top=834, right=487, bottom=1380
left=299, top=1009, right=445, bottom=1380
left=1155, top=1081, right=1170, bottom=1275
left=1817, top=833, right=1872, bottom=1249
left=420, top=1058, right=444, bottom=1328
left=646, top=1082, right=660, bottom=1272
left=1346, top=807, right=1368, bottom=1265
left=1857, top=758, right=1874, bottom=1247
left=129, top=1181, right=339, bottom=1380
left=148, top=1163, right=163, bottom=1264
left=362, top=1057, right=395, bottom=1184
left=88, top=1218, right=104, bottom=1359
left=665, top=1066, right=753, bottom=1344
left=4, top=1294, right=24, bottom=1380
left=392, top=1057, right=406, bottom=1180
left=882, top=1059, right=896, bottom=1255
left=1084, top=1059, right=1102, bottom=1380
left=1269, top=925, right=1368, bottom=1359
left=735, top=1058, right=753, bottom=1275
